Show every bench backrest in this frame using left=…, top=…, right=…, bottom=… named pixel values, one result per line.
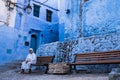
left=74, top=50, right=120, bottom=64
left=36, top=56, right=55, bottom=65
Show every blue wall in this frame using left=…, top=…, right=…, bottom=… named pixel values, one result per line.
left=24, top=0, right=59, bottom=44
left=83, top=0, right=120, bottom=37
left=59, top=23, right=65, bottom=42
left=58, top=0, right=120, bottom=39
left=0, top=0, right=59, bottom=65
left=2, top=0, right=120, bottom=65
left=0, top=25, right=29, bottom=65
left=58, top=0, right=81, bottom=40
left=15, top=0, right=59, bottom=49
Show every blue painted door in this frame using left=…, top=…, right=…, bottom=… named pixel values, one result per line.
left=30, top=34, right=37, bottom=53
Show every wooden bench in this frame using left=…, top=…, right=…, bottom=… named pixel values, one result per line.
left=69, top=50, right=120, bottom=72
left=31, top=56, right=55, bottom=74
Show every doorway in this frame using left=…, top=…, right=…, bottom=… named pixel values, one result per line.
left=30, top=34, right=37, bottom=53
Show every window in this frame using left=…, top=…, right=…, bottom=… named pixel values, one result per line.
left=46, top=9, right=53, bottom=22
left=25, top=42, right=29, bottom=46
left=33, top=4, right=40, bottom=17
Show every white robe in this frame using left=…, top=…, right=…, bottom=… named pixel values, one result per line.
left=21, top=53, right=37, bottom=70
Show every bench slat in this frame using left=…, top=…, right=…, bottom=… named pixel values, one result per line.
left=72, top=50, right=120, bottom=65
left=70, top=60, right=120, bottom=65
left=69, top=50, right=120, bottom=73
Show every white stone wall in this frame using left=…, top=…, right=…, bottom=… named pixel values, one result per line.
left=0, top=0, right=17, bottom=27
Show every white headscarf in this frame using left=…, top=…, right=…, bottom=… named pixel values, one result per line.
left=29, top=48, right=33, bottom=51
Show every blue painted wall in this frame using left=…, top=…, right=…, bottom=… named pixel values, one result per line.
left=83, top=0, right=120, bottom=37
left=59, top=23, right=65, bottom=42
left=58, top=0, right=81, bottom=40
left=59, top=0, right=120, bottom=39
left=15, top=0, right=59, bottom=48
left=0, top=25, right=29, bottom=65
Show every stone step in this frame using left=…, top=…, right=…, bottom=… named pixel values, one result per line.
left=4, top=60, right=24, bottom=69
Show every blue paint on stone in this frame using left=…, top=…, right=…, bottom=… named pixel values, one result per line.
left=83, top=0, right=120, bottom=37
left=23, top=36, right=27, bottom=41
left=59, top=23, right=65, bottom=42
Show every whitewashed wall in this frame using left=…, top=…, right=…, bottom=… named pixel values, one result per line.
left=0, top=0, right=16, bottom=27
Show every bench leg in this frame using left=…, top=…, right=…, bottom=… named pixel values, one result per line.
left=70, top=65, right=72, bottom=73
left=69, top=65, right=78, bottom=73
left=74, top=65, right=78, bottom=73
left=45, top=65, right=48, bottom=74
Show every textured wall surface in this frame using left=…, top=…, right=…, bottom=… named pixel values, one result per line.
left=83, top=0, right=120, bottom=37
left=58, top=0, right=81, bottom=40
left=59, top=0, right=120, bottom=39
left=37, top=31, right=120, bottom=61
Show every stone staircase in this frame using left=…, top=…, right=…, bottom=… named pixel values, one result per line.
left=0, top=60, right=24, bottom=72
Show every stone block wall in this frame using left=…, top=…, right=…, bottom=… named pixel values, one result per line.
left=37, top=31, right=120, bottom=72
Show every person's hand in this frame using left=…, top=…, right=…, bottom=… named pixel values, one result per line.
left=26, top=60, right=30, bottom=63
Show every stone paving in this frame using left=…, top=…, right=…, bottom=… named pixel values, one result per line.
left=0, top=68, right=108, bottom=80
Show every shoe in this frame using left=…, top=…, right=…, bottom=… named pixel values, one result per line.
left=21, top=69, right=24, bottom=74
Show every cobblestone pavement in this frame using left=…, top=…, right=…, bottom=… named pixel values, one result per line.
left=0, top=69, right=108, bottom=80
